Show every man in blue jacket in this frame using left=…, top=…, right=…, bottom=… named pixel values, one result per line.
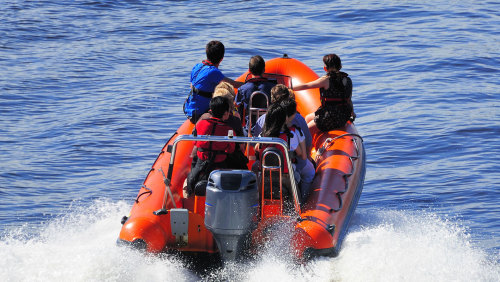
left=236, top=55, right=276, bottom=125
left=183, top=41, right=243, bottom=123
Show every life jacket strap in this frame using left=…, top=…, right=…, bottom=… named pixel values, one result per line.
left=192, top=86, right=212, bottom=98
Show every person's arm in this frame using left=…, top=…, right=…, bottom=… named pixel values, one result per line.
left=289, top=131, right=306, bottom=160
left=225, top=142, right=235, bottom=154
left=252, top=115, right=265, bottom=137
left=348, top=98, right=356, bottom=120
left=254, top=143, right=260, bottom=151
left=190, top=146, right=198, bottom=158
left=298, top=140, right=307, bottom=160
left=307, top=120, right=321, bottom=137
left=295, top=114, right=312, bottom=152
left=295, top=126, right=307, bottom=160
left=233, top=109, right=241, bottom=119
left=294, top=140, right=306, bottom=160
left=292, top=76, right=329, bottom=91
left=345, top=77, right=356, bottom=119
left=222, top=77, right=244, bottom=88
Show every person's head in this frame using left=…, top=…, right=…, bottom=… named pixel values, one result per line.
left=213, top=88, right=235, bottom=111
left=210, top=96, right=230, bottom=120
left=262, top=103, right=286, bottom=138
left=270, top=84, right=294, bottom=104
left=249, top=55, right=265, bottom=76
left=280, top=98, right=297, bottom=126
left=214, top=81, right=236, bottom=97
left=323, top=54, right=342, bottom=72
left=206, top=41, right=225, bottom=65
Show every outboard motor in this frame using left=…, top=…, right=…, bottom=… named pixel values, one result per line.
left=204, top=170, right=259, bottom=263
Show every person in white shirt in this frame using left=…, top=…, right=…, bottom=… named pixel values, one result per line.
left=255, top=99, right=315, bottom=203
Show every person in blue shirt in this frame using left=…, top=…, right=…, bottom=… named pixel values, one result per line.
left=183, top=41, right=243, bottom=123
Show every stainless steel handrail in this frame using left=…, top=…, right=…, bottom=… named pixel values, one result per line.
left=247, top=91, right=269, bottom=137
left=167, top=134, right=301, bottom=215
left=261, top=149, right=284, bottom=216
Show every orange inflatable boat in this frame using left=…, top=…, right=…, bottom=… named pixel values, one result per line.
left=117, top=56, right=366, bottom=263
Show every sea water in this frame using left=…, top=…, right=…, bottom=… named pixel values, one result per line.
left=1, top=0, right=499, bottom=281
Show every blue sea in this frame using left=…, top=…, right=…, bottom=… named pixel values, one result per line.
left=0, top=0, right=499, bottom=281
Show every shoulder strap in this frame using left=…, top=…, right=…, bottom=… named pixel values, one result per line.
left=282, top=127, right=292, bottom=150
left=292, top=124, right=303, bottom=137
left=207, top=119, right=218, bottom=161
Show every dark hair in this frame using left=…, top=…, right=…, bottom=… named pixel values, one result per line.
left=249, top=55, right=265, bottom=75
left=210, top=96, right=230, bottom=119
left=314, top=104, right=352, bottom=132
left=262, top=103, right=286, bottom=138
left=206, top=41, right=225, bottom=65
left=323, top=54, right=342, bottom=71
left=270, top=84, right=291, bottom=103
left=280, top=98, right=296, bottom=118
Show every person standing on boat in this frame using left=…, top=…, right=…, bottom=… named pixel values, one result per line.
left=186, top=96, right=236, bottom=196
left=183, top=40, right=243, bottom=123
left=236, top=55, right=276, bottom=124
left=292, top=53, right=355, bottom=131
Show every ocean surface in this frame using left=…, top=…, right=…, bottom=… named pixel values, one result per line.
left=0, top=0, right=499, bottom=281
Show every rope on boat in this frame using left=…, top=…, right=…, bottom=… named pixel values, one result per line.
left=314, top=133, right=363, bottom=164
left=159, top=167, right=177, bottom=209
left=309, top=133, right=363, bottom=223
left=135, top=185, right=152, bottom=203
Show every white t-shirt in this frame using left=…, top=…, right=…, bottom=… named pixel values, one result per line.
left=287, top=129, right=301, bottom=151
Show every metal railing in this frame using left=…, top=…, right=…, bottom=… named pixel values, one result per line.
left=162, top=134, right=301, bottom=215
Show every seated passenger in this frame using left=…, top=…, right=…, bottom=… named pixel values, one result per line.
left=198, top=83, right=248, bottom=169
left=292, top=53, right=356, bottom=126
left=212, top=81, right=241, bottom=119
left=236, top=55, right=276, bottom=126
left=254, top=100, right=314, bottom=203
left=183, top=40, right=243, bottom=124
left=308, top=103, right=352, bottom=136
left=281, top=99, right=315, bottom=202
left=186, top=96, right=235, bottom=196
left=252, top=84, right=312, bottom=153
left=199, top=82, right=243, bottom=137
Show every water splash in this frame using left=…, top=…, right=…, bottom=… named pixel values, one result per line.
left=0, top=202, right=498, bottom=281
left=329, top=210, right=500, bottom=282
left=0, top=199, right=197, bottom=281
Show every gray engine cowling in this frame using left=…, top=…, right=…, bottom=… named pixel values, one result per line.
left=204, top=170, right=259, bottom=262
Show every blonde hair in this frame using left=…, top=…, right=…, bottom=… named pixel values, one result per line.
left=215, top=81, right=236, bottom=97
left=213, top=88, right=235, bottom=112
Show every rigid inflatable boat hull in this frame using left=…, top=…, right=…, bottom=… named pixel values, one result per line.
left=118, top=56, right=365, bottom=261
